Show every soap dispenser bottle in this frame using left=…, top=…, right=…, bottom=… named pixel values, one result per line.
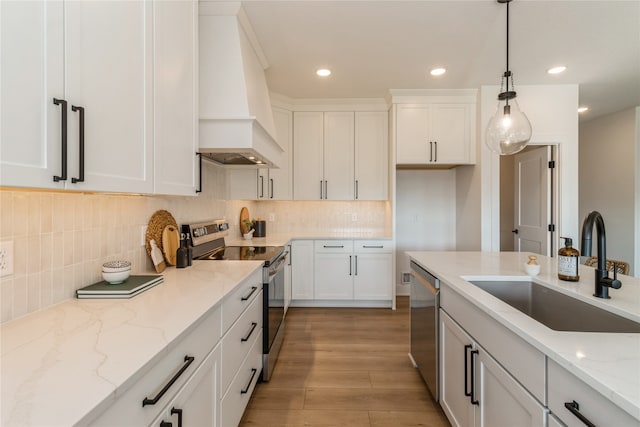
left=558, top=237, right=580, bottom=281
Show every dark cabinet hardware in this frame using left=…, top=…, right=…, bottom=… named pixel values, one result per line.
left=429, top=141, right=433, bottom=162
left=241, top=286, right=258, bottom=301
left=259, top=175, right=264, bottom=198
left=355, top=180, right=359, bottom=199
left=320, top=180, right=323, bottom=199
left=170, top=407, right=183, bottom=427
left=512, top=229, right=519, bottom=234
left=53, top=98, right=68, bottom=182
left=270, top=178, right=274, bottom=199
left=354, top=255, right=358, bottom=275
left=470, top=349, right=479, bottom=405
left=241, top=322, right=258, bottom=342
left=323, top=245, right=344, bottom=249
left=434, top=141, right=438, bottom=162
left=564, top=401, right=596, bottom=427
left=363, top=245, right=384, bottom=249
left=71, top=105, right=85, bottom=183
left=196, top=153, right=202, bottom=193
left=142, top=355, right=195, bottom=406
left=324, top=180, right=328, bottom=199
left=349, top=255, right=352, bottom=276
left=464, top=344, right=472, bottom=399
left=241, top=368, right=258, bottom=394
left=160, top=421, right=172, bottom=427
left=287, top=244, right=292, bottom=266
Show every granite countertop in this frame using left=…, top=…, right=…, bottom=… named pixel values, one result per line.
left=406, top=251, right=640, bottom=421
left=225, top=232, right=392, bottom=247
left=0, top=260, right=263, bottom=427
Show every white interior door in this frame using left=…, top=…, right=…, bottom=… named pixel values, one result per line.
left=513, top=146, right=551, bottom=255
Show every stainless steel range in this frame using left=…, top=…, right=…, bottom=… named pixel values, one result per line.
left=182, top=220, right=286, bottom=382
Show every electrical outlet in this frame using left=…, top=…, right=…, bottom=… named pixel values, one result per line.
left=141, top=225, right=148, bottom=246
left=268, top=213, right=275, bottom=222
left=352, top=213, right=358, bottom=222
left=0, top=240, right=14, bottom=277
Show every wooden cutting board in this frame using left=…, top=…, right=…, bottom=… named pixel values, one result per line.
left=239, top=207, right=250, bottom=235
left=161, top=225, right=180, bottom=266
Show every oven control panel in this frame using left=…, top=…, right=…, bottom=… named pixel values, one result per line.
left=182, top=219, right=228, bottom=247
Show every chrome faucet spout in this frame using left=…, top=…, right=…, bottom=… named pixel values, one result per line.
left=580, top=211, right=622, bottom=299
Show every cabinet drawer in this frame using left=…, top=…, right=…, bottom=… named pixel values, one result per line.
left=354, top=239, right=392, bottom=252
left=221, top=290, right=263, bottom=394
left=440, top=283, right=545, bottom=403
left=90, top=305, right=222, bottom=426
left=221, top=329, right=263, bottom=427
left=222, top=268, right=262, bottom=333
left=548, top=359, right=637, bottom=427
left=314, top=240, right=353, bottom=253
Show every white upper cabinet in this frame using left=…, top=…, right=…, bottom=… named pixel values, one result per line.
left=396, top=101, right=475, bottom=166
left=267, top=107, right=293, bottom=200
left=293, top=112, right=325, bottom=200
left=1, top=1, right=196, bottom=196
left=153, top=0, right=198, bottom=196
left=63, top=1, right=154, bottom=193
left=355, top=112, right=388, bottom=200
left=293, top=110, right=387, bottom=201
left=1, top=1, right=65, bottom=189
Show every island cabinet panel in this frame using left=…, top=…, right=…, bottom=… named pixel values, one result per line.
left=548, top=359, right=638, bottom=427
left=440, top=311, right=546, bottom=427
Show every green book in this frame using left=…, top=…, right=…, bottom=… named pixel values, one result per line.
left=76, top=275, right=163, bottom=298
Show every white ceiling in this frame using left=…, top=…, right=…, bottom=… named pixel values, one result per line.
left=242, top=0, right=640, bottom=121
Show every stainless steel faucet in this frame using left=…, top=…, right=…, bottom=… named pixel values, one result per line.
left=580, top=211, right=622, bottom=299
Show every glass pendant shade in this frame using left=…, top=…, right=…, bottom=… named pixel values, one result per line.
left=485, top=97, right=532, bottom=155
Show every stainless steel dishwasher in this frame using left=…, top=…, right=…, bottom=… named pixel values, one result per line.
left=409, top=260, right=440, bottom=401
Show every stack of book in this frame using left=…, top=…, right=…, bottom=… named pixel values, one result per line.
left=76, top=275, right=163, bottom=299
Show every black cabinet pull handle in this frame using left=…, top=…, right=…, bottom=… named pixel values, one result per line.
left=429, top=141, right=433, bottom=162
left=196, top=153, right=202, bottom=193
left=259, top=175, right=264, bottom=198
left=241, top=322, right=258, bottom=342
left=170, top=407, right=183, bottom=427
left=288, top=244, right=292, bottom=266
left=53, top=98, right=68, bottom=182
left=323, top=245, right=344, bottom=249
left=241, top=286, right=258, bottom=301
left=363, top=245, right=384, bottom=249
left=434, top=141, right=438, bottom=162
left=349, top=255, right=352, bottom=276
left=464, top=344, right=472, bottom=398
left=470, top=349, right=479, bottom=405
left=320, top=181, right=323, bottom=199
left=355, top=255, right=358, bottom=276
left=324, top=180, right=328, bottom=199
left=564, top=401, right=596, bottom=427
left=142, top=355, right=195, bottom=406
left=160, top=421, right=172, bottom=427
left=71, top=105, right=85, bottom=183
left=241, top=368, right=258, bottom=394
left=355, top=180, right=359, bottom=200
left=270, top=178, right=274, bottom=199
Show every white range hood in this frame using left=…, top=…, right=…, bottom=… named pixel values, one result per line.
left=199, top=2, right=283, bottom=167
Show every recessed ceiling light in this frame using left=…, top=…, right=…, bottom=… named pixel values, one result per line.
left=577, top=107, right=589, bottom=113
left=430, top=68, right=446, bottom=76
left=547, top=66, right=567, bottom=75
left=316, top=68, right=332, bottom=77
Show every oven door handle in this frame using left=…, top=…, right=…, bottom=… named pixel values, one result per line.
left=269, top=251, right=288, bottom=276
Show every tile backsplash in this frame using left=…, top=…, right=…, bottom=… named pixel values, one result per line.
left=1, top=165, right=389, bottom=323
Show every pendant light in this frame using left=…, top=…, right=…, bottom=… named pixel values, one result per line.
left=485, top=0, right=532, bottom=155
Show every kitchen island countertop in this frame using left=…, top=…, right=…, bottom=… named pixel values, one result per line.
left=407, top=251, right=640, bottom=421
left=0, top=260, right=263, bottom=427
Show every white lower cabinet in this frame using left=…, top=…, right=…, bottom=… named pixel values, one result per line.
left=440, top=311, right=546, bottom=427
left=314, top=240, right=354, bottom=300
left=150, top=344, right=221, bottom=427
left=291, top=240, right=315, bottom=300
left=548, top=358, right=637, bottom=427
left=353, top=241, right=393, bottom=300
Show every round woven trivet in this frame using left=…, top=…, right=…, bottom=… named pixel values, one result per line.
left=145, top=210, right=178, bottom=260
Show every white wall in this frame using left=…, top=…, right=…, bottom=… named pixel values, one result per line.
left=395, top=169, right=456, bottom=292
left=579, top=107, right=638, bottom=276
left=479, top=84, right=579, bottom=252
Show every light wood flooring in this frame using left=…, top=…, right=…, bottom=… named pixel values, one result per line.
left=239, top=297, right=451, bottom=427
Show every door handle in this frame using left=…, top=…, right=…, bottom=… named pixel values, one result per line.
left=434, top=141, right=438, bottom=162
left=464, top=344, right=472, bottom=398
left=196, top=153, right=202, bottom=193
left=241, top=368, right=258, bottom=394
left=71, top=105, right=85, bottom=183
left=259, top=175, right=264, bottom=198
left=170, top=408, right=183, bottom=427
left=429, top=141, right=433, bottom=162
left=512, top=229, right=519, bottom=234
left=142, top=355, right=195, bottom=406
left=470, top=349, right=479, bottom=405
left=270, top=178, right=274, bottom=199
left=349, top=255, right=352, bottom=276
left=53, top=98, right=68, bottom=182
left=564, top=401, right=596, bottom=427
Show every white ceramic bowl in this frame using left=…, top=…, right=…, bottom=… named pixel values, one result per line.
left=102, top=269, right=131, bottom=284
left=102, top=260, right=131, bottom=273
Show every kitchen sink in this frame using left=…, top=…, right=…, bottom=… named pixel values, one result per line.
left=467, top=280, right=640, bottom=333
